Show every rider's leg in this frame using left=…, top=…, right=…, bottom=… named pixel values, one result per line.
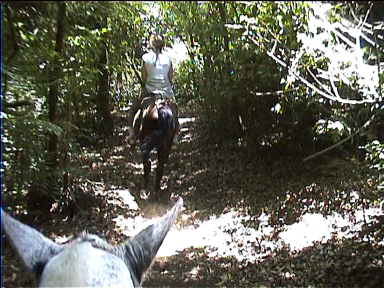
left=131, top=95, right=156, bottom=145
left=133, top=108, right=142, bottom=134
left=129, top=108, right=142, bottom=145
left=129, top=89, right=148, bottom=144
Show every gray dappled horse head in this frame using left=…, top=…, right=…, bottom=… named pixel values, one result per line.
left=1, top=197, right=183, bottom=287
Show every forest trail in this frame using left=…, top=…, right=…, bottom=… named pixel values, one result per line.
left=3, top=111, right=383, bottom=288
left=96, top=111, right=384, bottom=287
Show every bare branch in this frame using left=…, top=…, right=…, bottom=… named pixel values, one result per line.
left=303, top=102, right=384, bottom=162
left=260, top=39, right=378, bottom=105
left=329, top=69, right=342, bottom=100
left=303, top=132, right=356, bottom=162
left=306, top=67, right=333, bottom=95
left=5, top=100, right=34, bottom=109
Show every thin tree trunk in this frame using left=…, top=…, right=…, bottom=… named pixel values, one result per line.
left=96, top=40, right=113, bottom=136
left=3, top=5, right=19, bottom=94
left=218, top=2, right=241, bottom=136
left=218, top=2, right=229, bottom=54
left=47, top=2, right=65, bottom=167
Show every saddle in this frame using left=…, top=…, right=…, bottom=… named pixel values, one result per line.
left=130, top=93, right=176, bottom=147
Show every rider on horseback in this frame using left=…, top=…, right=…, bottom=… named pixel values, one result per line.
left=131, top=34, right=180, bottom=146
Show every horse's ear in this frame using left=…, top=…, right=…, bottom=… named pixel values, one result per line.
left=1, top=209, right=63, bottom=273
left=119, top=197, right=183, bottom=283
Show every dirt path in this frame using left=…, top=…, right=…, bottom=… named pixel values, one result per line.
left=3, top=111, right=383, bottom=288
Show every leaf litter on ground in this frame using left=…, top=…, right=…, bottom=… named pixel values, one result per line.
left=3, top=108, right=384, bottom=288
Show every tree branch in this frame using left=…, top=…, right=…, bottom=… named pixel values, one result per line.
left=329, top=69, right=342, bottom=100
left=260, top=38, right=379, bottom=105
left=4, top=100, right=34, bottom=109
left=303, top=102, right=384, bottom=162
left=306, top=67, right=333, bottom=95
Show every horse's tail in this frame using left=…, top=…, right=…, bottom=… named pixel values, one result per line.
left=140, top=105, right=175, bottom=160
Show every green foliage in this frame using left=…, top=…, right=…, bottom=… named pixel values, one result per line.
left=363, top=140, right=384, bottom=190
left=159, top=2, right=314, bottom=148
left=3, top=2, right=153, bottom=205
left=3, top=112, right=61, bottom=192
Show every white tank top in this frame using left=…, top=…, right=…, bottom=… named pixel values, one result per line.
left=142, top=51, right=174, bottom=98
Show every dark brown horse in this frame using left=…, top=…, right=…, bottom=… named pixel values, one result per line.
left=139, top=98, right=177, bottom=191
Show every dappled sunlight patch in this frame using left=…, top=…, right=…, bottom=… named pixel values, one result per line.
left=132, top=203, right=384, bottom=264
left=185, top=265, right=202, bottom=280
left=108, top=189, right=139, bottom=210
left=146, top=207, right=383, bottom=286
left=280, top=206, right=383, bottom=250
left=125, top=161, right=143, bottom=172
left=111, top=199, right=181, bottom=238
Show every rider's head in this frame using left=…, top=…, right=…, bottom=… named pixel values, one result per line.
left=149, top=34, right=164, bottom=53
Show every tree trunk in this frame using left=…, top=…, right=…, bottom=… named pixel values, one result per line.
left=47, top=2, right=66, bottom=167
left=96, top=41, right=114, bottom=136
left=3, top=5, right=19, bottom=94
left=29, top=2, right=66, bottom=210
left=218, top=2, right=230, bottom=54
left=218, top=2, right=241, bottom=138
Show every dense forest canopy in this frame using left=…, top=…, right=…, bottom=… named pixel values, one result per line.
left=1, top=1, right=383, bottom=286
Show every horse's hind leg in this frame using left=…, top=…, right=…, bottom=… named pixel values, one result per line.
left=155, top=146, right=171, bottom=192
left=143, top=159, right=151, bottom=188
left=155, top=159, right=164, bottom=192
